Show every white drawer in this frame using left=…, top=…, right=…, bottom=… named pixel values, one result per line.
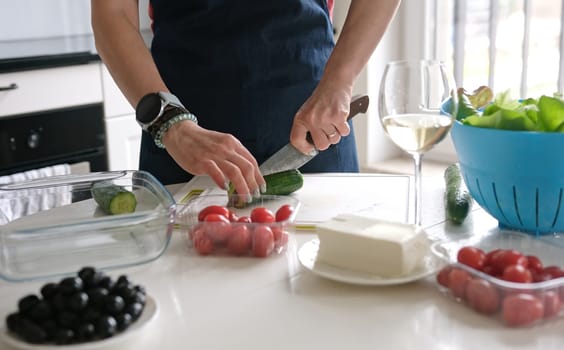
left=0, top=63, right=103, bottom=118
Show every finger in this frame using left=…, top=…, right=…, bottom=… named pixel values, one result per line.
left=334, top=122, right=351, bottom=137
left=290, top=122, right=317, bottom=155
left=199, top=160, right=230, bottom=191
left=219, top=160, right=253, bottom=202
left=227, top=147, right=263, bottom=198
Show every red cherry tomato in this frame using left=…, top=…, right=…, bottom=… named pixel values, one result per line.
left=502, top=293, right=544, bottom=327
left=252, top=225, right=275, bottom=258
left=457, top=246, right=486, bottom=271
left=193, top=230, right=215, bottom=255
left=250, top=207, right=275, bottom=223
left=542, top=266, right=563, bottom=279
left=227, top=225, right=252, bottom=255
left=491, top=249, right=528, bottom=274
left=203, top=213, right=232, bottom=243
left=436, top=266, right=452, bottom=288
left=228, top=210, right=239, bottom=222
left=237, top=216, right=252, bottom=223
left=448, top=268, right=471, bottom=299
left=484, top=248, right=503, bottom=267
left=502, top=265, right=533, bottom=283
left=198, top=205, right=230, bottom=222
left=275, top=204, right=294, bottom=222
left=464, top=278, right=501, bottom=314
left=542, top=290, right=562, bottom=319
left=526, top=255, right=543, bottom=273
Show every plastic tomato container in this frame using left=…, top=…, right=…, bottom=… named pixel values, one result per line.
left=431, top=229, right=564, bottom=327
left=175, top=194, right=301, bottom=258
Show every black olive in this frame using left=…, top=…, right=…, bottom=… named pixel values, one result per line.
left=83, top=271, right=105, bottom=289
left=59, top=277, right=84, bottom=295
left=127, top=291, right=146, bottom=306
left=125, top=302, right=144, bottom=321
left=134, top=284, right=147, bottom=295
left=105, top=295, right=125, bottom=315
left=18, top=294, right=40, bottom=314
left=98, top=275, right=115, bottom=290
left=68, top=292, right=89, bottom=312
left=78, top=266, right=97, bottom=281
left=17, top=318, right=47, bottom=344
left=50, top=292, right=67, bottom=312
left=28, top=300, right=52, bottom=323
left=81, top=307, right=102, bottom=323
left=117, top=284, right=138, bottom=303
left=116, top=275, right=130, bottom=286
left=114, top=312, right=132, bottom=331
left=54, top=328, right=74, bottom=345
left=95, top=315, right=117, bottom=338
left=40, top=283, right=59, bottom=300
left=86, top=287, right=109, bottom=308
left=39, top=319, right=58, bottom=341
left=76, top=322, right=96, bottom=342
left=6, top=312, right=23, bottom=333
left=57, top=311, right=79, bottom=329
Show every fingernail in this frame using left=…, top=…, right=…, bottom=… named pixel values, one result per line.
left=253, top=188, right=261, bottom=198
left=246, top=193, right=253, bottom=203
left=260, top=183, right=267, bottom=193
left=224, top=181, right=230, bottom=191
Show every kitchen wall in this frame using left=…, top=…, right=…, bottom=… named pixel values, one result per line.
left=0, top=0, right=150, bottom=41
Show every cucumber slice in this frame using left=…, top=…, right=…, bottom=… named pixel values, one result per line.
left=91, top=182, right=137, bottom=215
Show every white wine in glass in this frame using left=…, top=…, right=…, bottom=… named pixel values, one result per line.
left=378, top=60, right=457, bottom=226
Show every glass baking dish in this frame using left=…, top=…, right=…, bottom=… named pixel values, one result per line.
left=0, top=170, right=175, bottom=282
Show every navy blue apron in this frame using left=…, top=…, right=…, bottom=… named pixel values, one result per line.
left=142, top=0, right=359, bottom=185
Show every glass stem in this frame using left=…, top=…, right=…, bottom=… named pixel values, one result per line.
left=412, top=153, right=423, bottom=226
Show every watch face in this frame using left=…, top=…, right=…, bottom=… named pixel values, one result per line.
left=136, top=93, right=162, bottom=124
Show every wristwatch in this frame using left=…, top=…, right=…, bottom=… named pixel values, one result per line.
left=136, top=92, right=198, bottom=149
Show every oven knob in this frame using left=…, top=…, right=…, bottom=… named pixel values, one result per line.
left=28, top=130, right=40, bottom=149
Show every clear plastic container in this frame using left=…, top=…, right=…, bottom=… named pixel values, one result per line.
left=176, top=194, right=301, bottom=258
left=0, top=171, right=175, bottom=281
left=432, top=230, right=564, bottom=327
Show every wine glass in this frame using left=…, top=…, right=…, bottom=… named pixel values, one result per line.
left=378, top=60, right=458, bottom=226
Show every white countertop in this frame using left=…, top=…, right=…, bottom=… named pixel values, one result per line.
left=1, top=174, right=563, bottom=350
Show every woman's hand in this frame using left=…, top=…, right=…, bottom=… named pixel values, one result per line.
left=163, top=121, right=265, bottom=201
left=290, top=87, right=352, bottom=154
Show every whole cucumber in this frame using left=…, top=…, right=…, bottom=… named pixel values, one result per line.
left=444, top=163, right=473, bottom=225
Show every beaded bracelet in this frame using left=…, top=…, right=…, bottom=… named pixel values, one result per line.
left=154, top=112, right=198, bottom=149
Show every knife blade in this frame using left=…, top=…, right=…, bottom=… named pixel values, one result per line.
left=259, top=94, right=369, bottom=176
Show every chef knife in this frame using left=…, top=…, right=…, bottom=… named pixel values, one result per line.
left=259, top=94, right=369, bottom=176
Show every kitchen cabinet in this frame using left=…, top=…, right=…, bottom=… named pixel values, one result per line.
left=0, top=62, right=141, bottom=174
left=101, top=65, right=141, bottom=171
left=0, top=63, right=102, bottom=117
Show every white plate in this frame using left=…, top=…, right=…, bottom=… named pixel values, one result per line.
left=1, top=294, right=158, bottom=350
left=298, top=239, right=441, bottom=286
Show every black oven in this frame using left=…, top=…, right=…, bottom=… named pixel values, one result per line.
left=0, top=103, right=108, bottom=176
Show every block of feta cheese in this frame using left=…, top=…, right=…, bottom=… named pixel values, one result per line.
left=315, top=214, right=430, bottom=277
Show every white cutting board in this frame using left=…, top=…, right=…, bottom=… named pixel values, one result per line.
left=174, top=173, right=410, bottom=229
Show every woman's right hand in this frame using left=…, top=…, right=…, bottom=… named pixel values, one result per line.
left=162, top=120, right=265, bottom=201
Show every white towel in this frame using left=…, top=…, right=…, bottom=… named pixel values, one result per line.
left=0, top=164, right=72, bottom=225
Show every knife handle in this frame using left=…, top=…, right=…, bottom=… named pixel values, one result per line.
left=305, top=94, right=370, bottom=144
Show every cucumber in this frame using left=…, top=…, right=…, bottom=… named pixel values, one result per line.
left=263, top=169, right=304, bottom=195
left=91, top=182, right=137, bottom=215
left=444, top=163, right=473, bottom=225
left=227, top=169, right=304, bottom=208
